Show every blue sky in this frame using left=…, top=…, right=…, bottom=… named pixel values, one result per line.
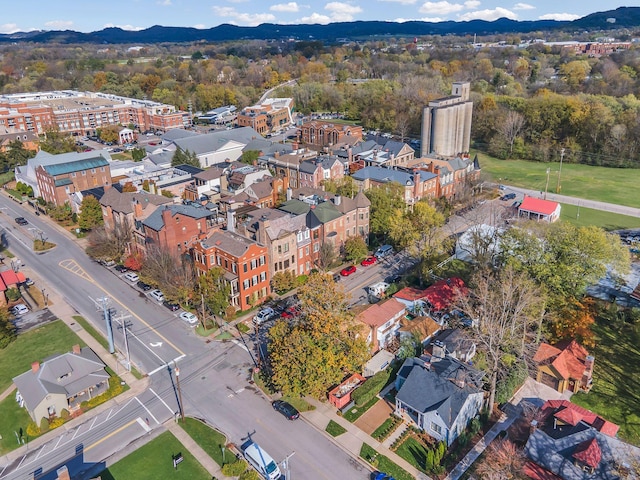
left=0, top=1, right=631, bottom=33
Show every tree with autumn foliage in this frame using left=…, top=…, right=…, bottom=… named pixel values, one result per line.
left=548, top=297, right=596, bottom=348
left=475, top=439, right=526, bottom=480
left=123, top=252, right=143, bottom=272
left=267, top=272, right=369, bottom=398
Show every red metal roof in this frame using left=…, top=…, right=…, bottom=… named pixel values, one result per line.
left=534, top=340, right=589, bottom=380
left=523, top=461, right=562, bottom=480
left=540, top=400, right=619, bottom=437
left=393, top=286, right=427, bottom=301
left=572, top=437, right=602, bottom=469
left=0, top=269, right=26, bottom=290
left=519, top=196, right=560, bottom=216
left=422, top=277, right=467, bottom=311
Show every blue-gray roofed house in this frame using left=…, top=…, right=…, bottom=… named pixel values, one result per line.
left=352, top=166, right=438, bottom=205
left=395, top=356, right=484, bottom=446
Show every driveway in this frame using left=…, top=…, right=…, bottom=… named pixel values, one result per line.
left=510, top=377, right=571, bottom=408
left=354, top=398, right=395, bottom=435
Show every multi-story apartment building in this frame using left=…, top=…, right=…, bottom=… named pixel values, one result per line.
left=192, top=228, right=270, bottom=311
left=36, top=154, right=112, bottom=206
left=352, top=166, right=439, bottom=204
left=0, top=91, right=190, bottom=136
left=236, top=98, right=293, bottom=135
left=406, top=154, right=481, bottom=200
left=142, top=204, right=217, bottom=254
left=298, top=120, right=363, bottom=148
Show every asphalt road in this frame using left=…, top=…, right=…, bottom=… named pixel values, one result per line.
left=0, top=195, right=369, bottom=480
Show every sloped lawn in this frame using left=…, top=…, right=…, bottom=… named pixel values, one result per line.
left=571, top=318, right=640, bottom=445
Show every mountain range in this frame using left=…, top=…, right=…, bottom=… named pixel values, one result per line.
left=1, top=7, right=638, bottom=45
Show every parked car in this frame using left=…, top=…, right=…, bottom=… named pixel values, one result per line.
left=179, top=311, right=198, bottom=325
left=163, top=300, right=180, bottom=311
left=361, top=256, right=377, bottom=267
left=333, top=273, right=342, bottom=282
left=11, top=304, right=29, bottom=316
left=114, top=265, right=129, bottom=273
left=149, top=289, right=164, bottom=302
left=124, top=272, right=139, bottom=282
left=501, top=193, right=516, bottom=201
left=280, top=306, right=301, bottom=319
left=14, top=217, right=28, bottom=226
left=374, top=245, right=394, bottom=259
left=136, top=280, right=152, bottom=291
left=272, top=400, right=299, bottom=420
left=24, top=278, right=34, bottom=286
left=340, top=265, right=357, bottom=276
left=253, top=307, right=275, bottom=325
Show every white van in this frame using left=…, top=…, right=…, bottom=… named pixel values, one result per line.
left=374, top=244, right=394, bottom=259
left=242, top=441, right=281, bottom=480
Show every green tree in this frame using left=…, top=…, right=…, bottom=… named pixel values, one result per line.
left=0, top=306, right=16, bottom=348
left=196, top=266, right=230, bottom=326
left=364, top=182, right=405, bottom=241
left=343, top=236, right=368, bottom=263
left=96, top=126, right=119, bottom=144
left=131, top=147, right=146, bottom=162
left=5, top=140, right=36, bottom=168
left=40, top=130, right=76, bottom=154
left=78, top=195, right=104, bottom=231
left=172, top=148, right=200, bottom=167
left=240, top=150, right=260, bottom=165
left=268, top=273, right=369, bottom=397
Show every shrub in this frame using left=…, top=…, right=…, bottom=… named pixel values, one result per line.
left=60, top=409, right=70, bottom=419
left=469, top=416, right=481, bottom=436
left=239, top=470, right=260, bottom=480
left=351, top=369, right=390, bottom=407
left=26, top=422, right=40, bottom=436
left=6, top=287, right=21, bottom=301
left=221, top=460, right=248, bottom=476
left=39, top=417, right=50, bottom=432
left=495, top=363, right=528, bottom=404
left=49, top=417, right=65, bottom=429
left=425, top=449, right=435, bottom=471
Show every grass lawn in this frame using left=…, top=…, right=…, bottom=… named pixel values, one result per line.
left=360, top=443, right=415, bottom=480
left=474, top=150, right=640, bottom=208
left=325, top=419, right=347, bottom=437
left=571, top=318, right=640, bottom=446
left=179, top=417, right=231, bottom=467
left=98, top=431, right=210, bottom=480
left=395, top=436, right=432, bottom=474
left=558, top=203, right=640, bottom=231
left=343, top=396, right=380, bottom=423
left=0, top=394, right=37, bottom=455
left=372, top=416, right=401, bottom=441
left=0, top=320, right=84, bottom=392
left=281, top=396, right=315, bottom=412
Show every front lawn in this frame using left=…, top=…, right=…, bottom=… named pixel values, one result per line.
left=342, top=396, right=380, bottom=423
left=395, top=436, right=432, bottom=474
left=372, top=415, right=402, bottom=441
left=326, top=419, right=347, bottom=437
left=558, top=203, right=640, bottom=231
left=0, top=394, right=37, bottom=455
left=281, top=396, right=315, bottom=412
left=97, top=431, right=210, bottom=480
left=475, top=151, right=640, bottom=209
left=360, top=442, right=415, bottom=480
left=571, top=317, right=640, bottom=445
left=179, top=417, right=231, bottom=467
left=0, top=320, right=84, bottom=391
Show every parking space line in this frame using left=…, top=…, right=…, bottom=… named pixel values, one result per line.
left=134, top=397, right=159, bottom=425
left=150, top=388, right=174, bottom=416
left=71, top=426, right=82, bottom=440
left=35, top=443, right=48, bottom=460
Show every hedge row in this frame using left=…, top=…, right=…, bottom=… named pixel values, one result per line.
left=351, top=369, right=390, bottom=407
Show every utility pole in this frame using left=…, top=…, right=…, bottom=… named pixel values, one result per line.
left=544, top=167, right=550, bottom=200
left=556, top=147, right=565, bottom=193
left=175, top=362, right=185, bottom=422
left=280, top=451, right=295, bottom=480
left=93, top=296, right=115, bottom=354
left=114, top=313, right=132, bottom=371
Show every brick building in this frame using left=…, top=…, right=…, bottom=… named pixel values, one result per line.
left=192, top=228, right=270, bottom=311
left=142, top=204, right=217, bottom=254
left=236, top=98, right=293, bottom=135
left=298, top=120, right=363, bottom=148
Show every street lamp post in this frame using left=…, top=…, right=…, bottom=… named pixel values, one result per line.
left=556, top=147, right=565, bottom=193
left=175, top=364, right=185, bottom=422
left=41, top=288, right=47, bottom=306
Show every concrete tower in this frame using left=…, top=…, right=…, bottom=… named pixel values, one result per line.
left=420, top=82, right=473, bottom=158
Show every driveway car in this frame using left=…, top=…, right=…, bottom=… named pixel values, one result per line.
left=11, top=304, right=29, bottom=316
left=253, top=307, right=275, bottom=325
left=149, top=289, right=164, bottom=302
left=361, top=256, right=377, bottom=267
left=272, top=400, right=299, bottom=420
left=340, top=265, right=357, bottom=276
left=14, top=217, right=28, bottom=226
left=136, top=280, right=152, bottom=291
left=501, top=192, right=516, bottom=201
left=179, top=311, right=198, bottom=325
left=163, top=300, right=180, bottom=311
left=124, top=272, right=139, bottom=282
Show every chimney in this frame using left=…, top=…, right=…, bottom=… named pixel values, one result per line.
left=56, top=466, right=71, bottom=480
left=133, top=199, right=143, bottom=218
left=530, top=419, right=538, bottom=435
left=31, top=361, right=40, bottom=373
left=584, top=355, right=594, bottom=372
left=286, top=187, right=292, bottom=201
left=333, top=195, right=342, bottom=206
left=226, top=209, right=236, bottom=233
left=274, top=151, right=280, bottom=159
left=72, top=344, right=81, bottom=355
left=298, top=193, right=305, bottom=201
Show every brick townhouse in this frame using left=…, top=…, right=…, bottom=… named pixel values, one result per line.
left=142, top=204, right=217, bottom=254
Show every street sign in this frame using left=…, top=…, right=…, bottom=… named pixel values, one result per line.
left=172, top=453, right=184, bottom=469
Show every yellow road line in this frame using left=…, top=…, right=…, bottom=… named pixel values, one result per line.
left=58, top=259, right=185, bottom=357
left=84, top=419, right=139, bottom=452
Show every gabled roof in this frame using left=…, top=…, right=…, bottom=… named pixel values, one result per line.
left=100, top=188, right=171, bottom=214
left=143, top=204, right=213, bottom=231
left=161, top=129, right=199, bottom=142
left=354, top=191, right=371, bottom=208
left=423, top=277, right=467, bottom=310
left=43, top=156, right=109, bottom=176
left=352, top=166, right=415, bottom=186
left=394, top=286, right=428, bottom=302
left=248, top=178, right=273, bottom=199
left=309, top=201, right=342, bottom=224
left=200, top=229, right=260, bottom=257
left=356, top=298, right=406, bottom=328
left=540, top=400, right=619, bottom=437
left=193, top=167, right=224, bottom=181
left=519, top=196, right=560, bottom=216
left=533, top=340, right=590, bottom=381
left=172, top=127, right=262, bottom=155
left=396, top=357, right=482, bottom=428
left=572, top=438, right=601, bottom=468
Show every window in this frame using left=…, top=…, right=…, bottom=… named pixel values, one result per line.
left=260, top=255, right=265, bottom=266
left=243, top=263, right=248, bottom=273
left=232, top=263, right=236, bottom=273
left=71, top=172, right=76, bottom=177
left=243, top=279, right=250, bottom=289
left=305, top=246, right=310, bottom=255
left=313, top=243, right=320, bottom=253
left=277, top=245, right=282, bottom=254
left=260, top=272, right=266, bottom=282
left=430, top=422, right=442, bottom=435
left=81, top=170, right=86, bottom=176
left=252, top=275, right=259, bottom=286
left=250, top=259, right=257, bottom=269
left=291, top=255, right=295, bottom=264
left=91, top=168, right=96, bottom=174
left=283, top=243, right=289, bottom=253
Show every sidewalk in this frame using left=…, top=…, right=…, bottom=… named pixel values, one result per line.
left=166, top=420, right=226, bottom=479
left=302, top=397, right=433, bottom=480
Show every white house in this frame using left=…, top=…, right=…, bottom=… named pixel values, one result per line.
left=518, top=196, right=561, bottom=222
left=355, top=298, right=406, bottom=353
left=395, top=356, right=484, bottom=446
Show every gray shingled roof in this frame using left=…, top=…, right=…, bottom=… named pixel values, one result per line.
left=396, top=357, right=482, bottom=428
left=13, top=348, right=108, bottom=411
left=352, top=166, right=415, bottom=185
left=100, top=188, right=172, bottom=214
left=172, top=127, right=262, bottom=155
left=161, top=129, right=199, bottom=142
left=143, top=204, right=213, bottom=231
left=201, top=229, right=258, bottom=257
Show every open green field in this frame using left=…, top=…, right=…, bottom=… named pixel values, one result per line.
left=0, top=394, right=36, bottom=455
left=475, top=151, right=640, bottom=208
left=571, top=317, right=640, bottom=446
left=559, top=203, right=640, bottom=231
left=98, top=431, right=210, bottom=480
left=0, top=320, right=84, bottom=392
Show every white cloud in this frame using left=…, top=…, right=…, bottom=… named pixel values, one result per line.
left=103, top=23, right=146, bottom=31
left=298, top=12, right=332, bottom=24
left=0, top=23, right=20, bottom=34
left=271, top=2, right=300, bottom=12
left=44, top=20, right=74, bottom=29
left=212, top=6, right=276, bottom=26
left=513, top=2, right=535, bottom=10
left=538, top=12, right=580, bottom=21
left=419, top=1, right=464, bottom=15
left=458, top=7, right=518, bottom=21
left=395, top=16, right=444, bottom=22
left=379, top=0, right=418, bottom=4
left=193, top=24, right=206, bottom=29
left=158, top=0, right=172, bottom=5
left=464, top=0, right=480, bottom=8
left=325, top=2, right=363, bottom=21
